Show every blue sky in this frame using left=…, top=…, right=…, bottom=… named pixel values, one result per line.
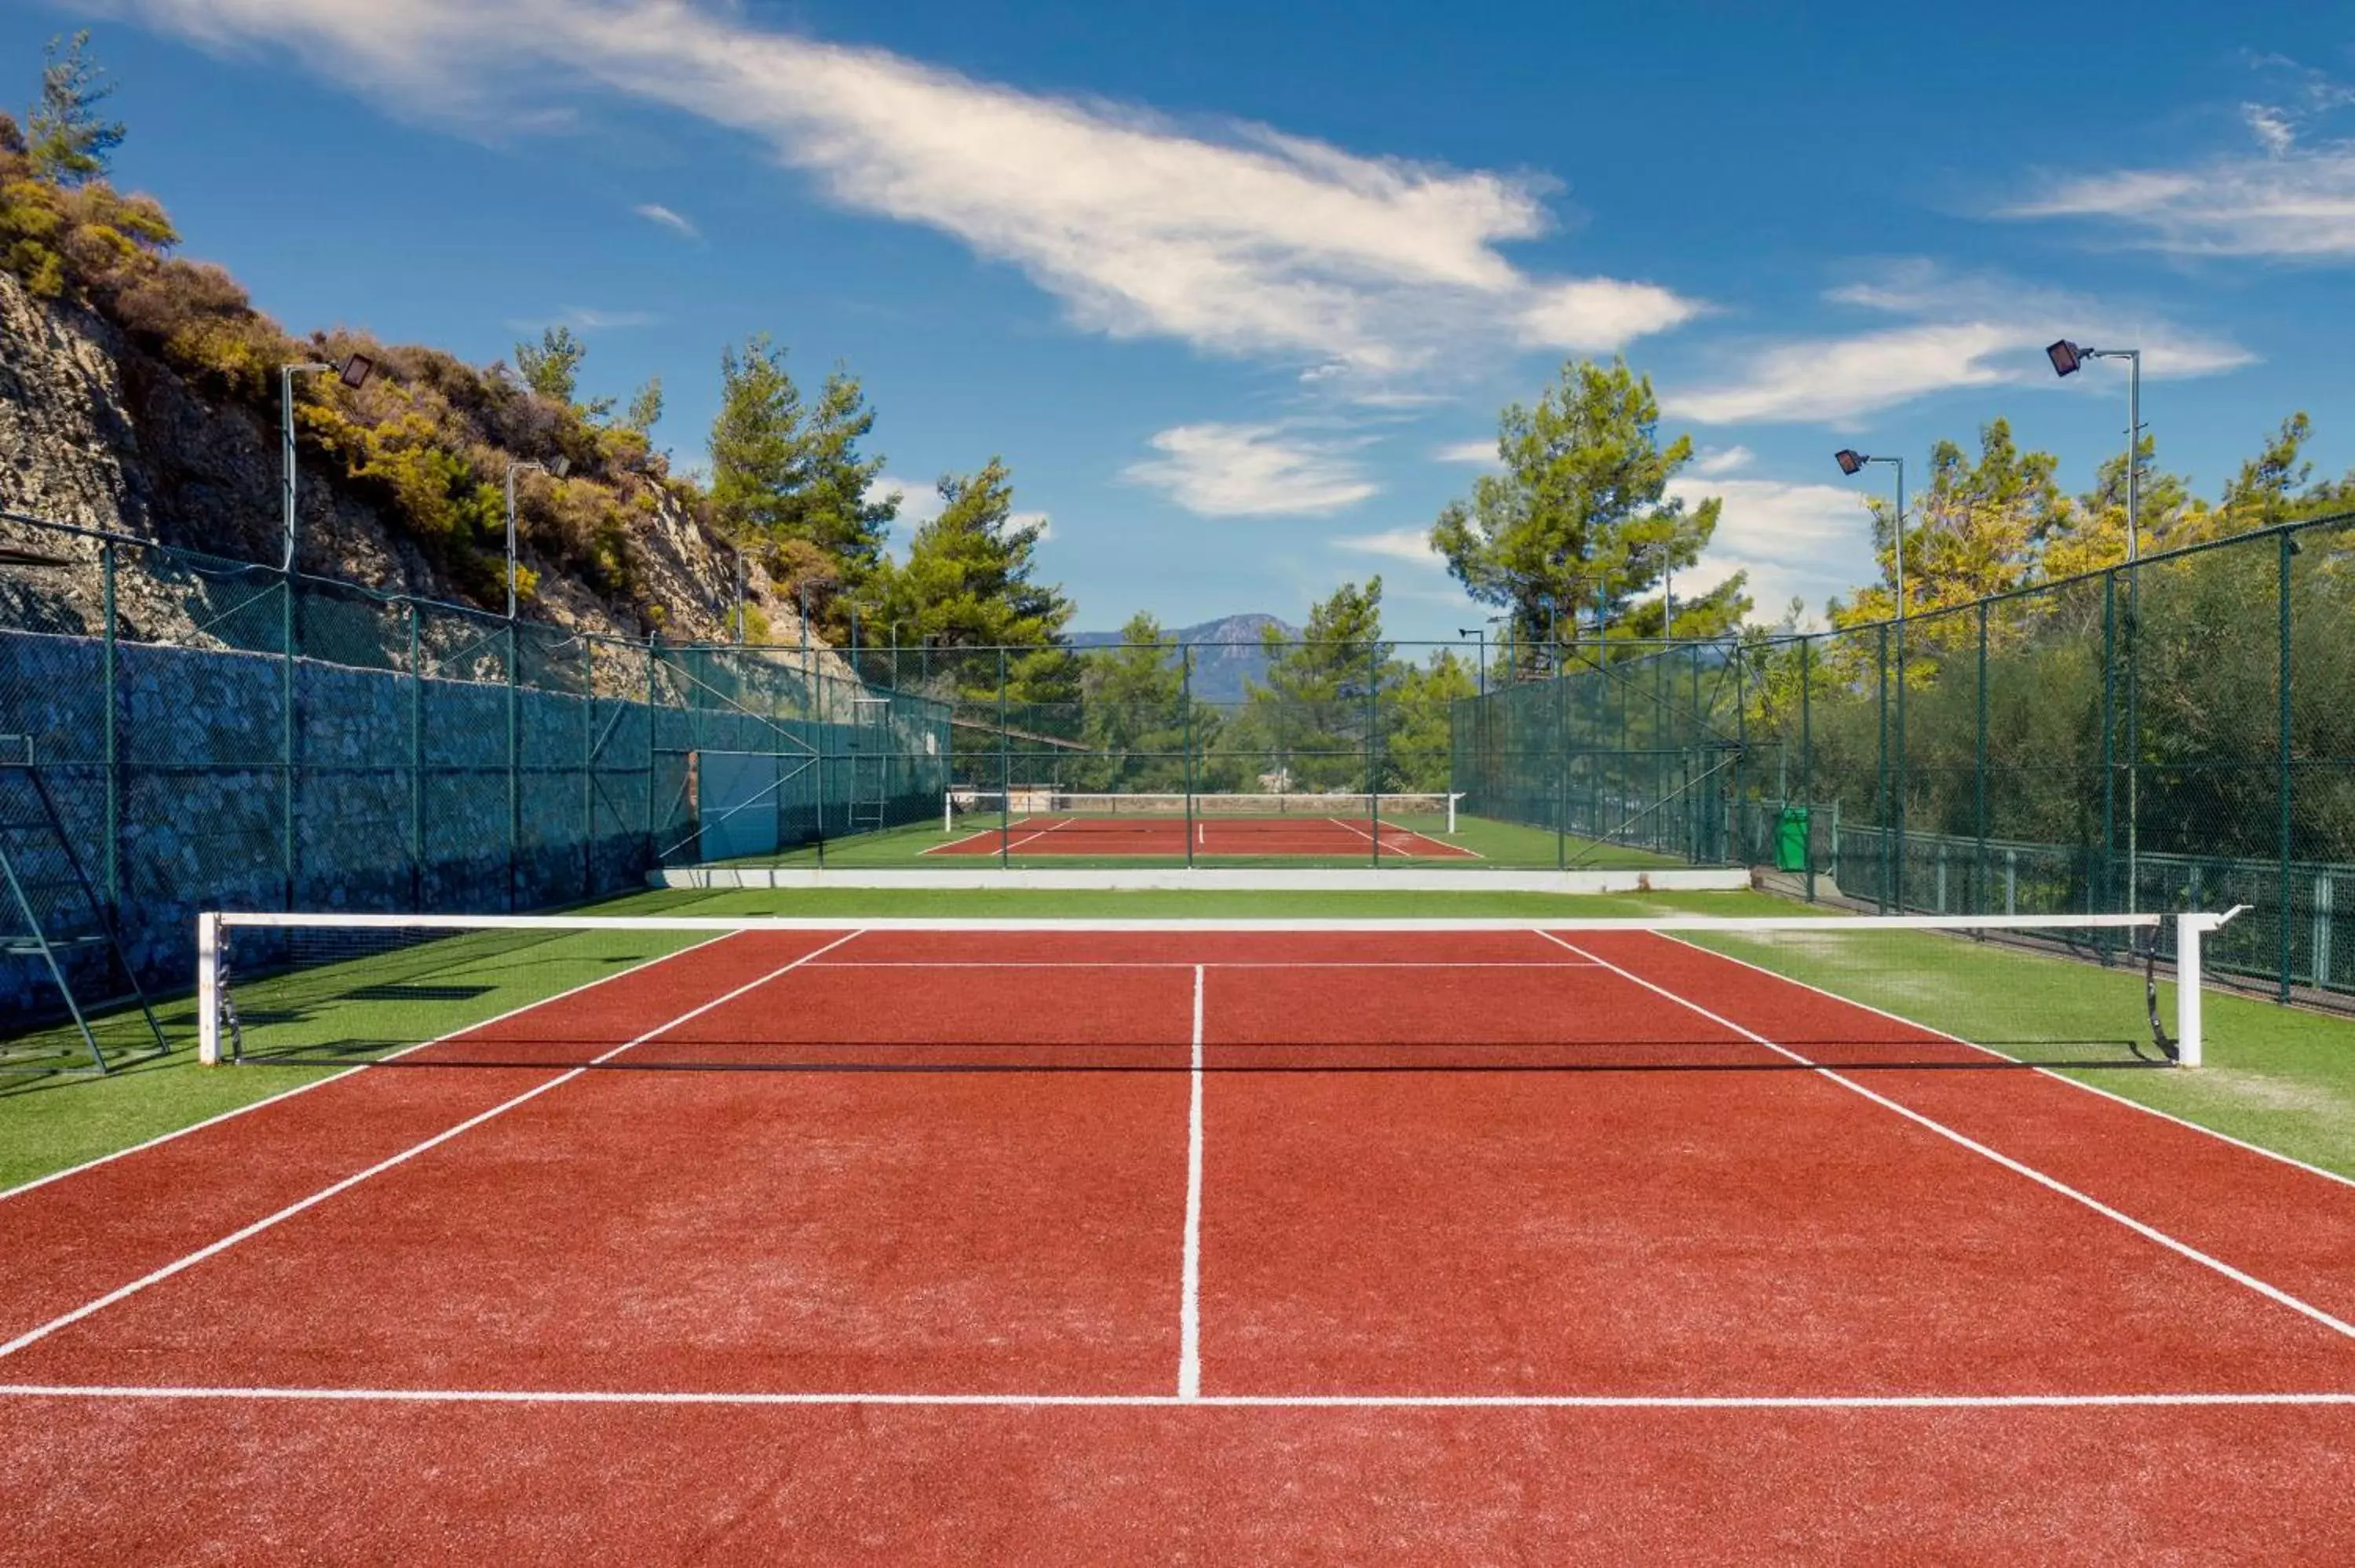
left=9, top=2, right=2355, bottom=641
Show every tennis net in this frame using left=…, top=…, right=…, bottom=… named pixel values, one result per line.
left=195, top=910, right=2237, bottom=1071
left=945, top=789, right=1462, bottom=833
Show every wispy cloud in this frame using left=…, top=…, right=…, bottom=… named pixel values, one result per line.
left=111, top=0, right=1703, bottom=384
left=1690, top=445, right=1753, bottom=476
left=1433, top=437, right=1498, bottom=465
left=1667, top=473, right=1872, bottom=625
left=1663, top=262, right=2251, bottom=425
left=1332, top=527, right=1444, bottom=567
left=2003, top=57, right=2355, bottom=258
left=503, top=304, right=662, bottom=332
left=862, top=480, right=1050, bottom=553
left=868, top=475, right=947, bottom=533
left=633, top=202, right=700, bottom=240
left=1123, top=423, right=1378, bottom=517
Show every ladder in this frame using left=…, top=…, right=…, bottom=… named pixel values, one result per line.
left=0, top=735, right=168, bottom=1075
left=846, top=697, right=892, bottom=833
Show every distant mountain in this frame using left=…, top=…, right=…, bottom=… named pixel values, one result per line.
left=1068, top=614, right=1301, bottom=703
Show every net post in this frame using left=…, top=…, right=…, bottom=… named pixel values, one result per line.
left=196, top=911, right=222, bottom=1067
left=944, top=790, right=953, bottom=835
left=2174, top=912, right=2204, bottom=1069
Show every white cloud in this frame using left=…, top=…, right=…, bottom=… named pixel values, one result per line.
left=866, top=479, right=1050, bottom=542
left=1663, top=262, right=2252, bottom=425
left=1123, top=423, right=1378, bottom=516
left=503, top=304, right=661, bottom=332
left=1690, top=444, right=1754, bottom=477
left=2242, top=102, right=2298, bottom=158
left=1667, top=473, right=1874, bottom=625
left=108, top=0, right=1703, bottom=383
left=633, top=202, right=700, bottom=239
left=869, top=474, right=946, bottom=532
left=1518, top=278, right=1703, bottom=351
left=2006, top=145, right=2355, bottom=257
left=2003, top=61, right=2355, bottom=258
left=1332, top=527, right=1444, bottom=567
left=1433, top=437, right=1498, bottom=465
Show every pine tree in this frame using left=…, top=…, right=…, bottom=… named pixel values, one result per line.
left=27, top=32, right=122, bottom=188
left=871, top=458, right=1075, bottom=704
left=708, top=334, right=806, bottom=539
left=623, top=376, right=664, bottom=437
left=1432, top=356, right=1737, bottom=650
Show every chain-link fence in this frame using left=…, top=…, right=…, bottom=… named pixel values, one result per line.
left=1459, top=509, right=2355, bottom=1005
left=0, top=512, right=947, bottom=1007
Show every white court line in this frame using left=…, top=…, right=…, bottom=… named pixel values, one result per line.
left=5, top=1382, right=2354, bottom=1410
left=1003, top=818, right=1079, bottom=852
left=1662, top=930, right=2355, bottom=1196
left=0, top=932, right=867, bottom=1362
left=918, top=827, right=1005, bottom=855
left=1323, top=815, right=1480, bottom=861
left=0, top=930, right=747, bottom=1207
left=1179, top=965, right=1205, bottom=1401
left=804, top=961, right=1602, bottom=970
left=1324, top=815, right=1405, bottom=858
left=1539, top=932, right=2355, bottom=1346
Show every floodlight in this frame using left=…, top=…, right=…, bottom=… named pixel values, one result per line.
left=1834, top=449, right=1866, bottom=476
left=2046, top=340, right=2084, bottom=378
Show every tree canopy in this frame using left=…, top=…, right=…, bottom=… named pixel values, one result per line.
left=1432, top=356, right=1743, bottom=650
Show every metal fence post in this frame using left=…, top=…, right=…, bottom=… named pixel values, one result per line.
left=998, top=644, right=1010, bottom=870
left=281, top=567, right=297, bottom=910
left=2280, top=530, right=2295, bottom=1001
left=1800, top=633, right=1815, bottom=902
left=582, top=636, right=596, bottom=900
left=407, top=600, right=423, bottom=908
left=1976, top=599, right=1989, bottom=913
left=507, top=618, right=520, bottom=911
left=2101, top=570, right=2118, bottom=921
left=1875, top=622, right=1889, bottom=913
left=100, top=538, right=119, bottom=914
left=644, top=632, right=659, bottom=865
left=1182, top=644, right=1196, bottom=870
left=1367, top=637, right=1382, bottom=868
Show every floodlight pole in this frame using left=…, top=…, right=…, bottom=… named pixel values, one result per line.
left=281, top=364, right=334, bottom=572
left=504, top=461, right=553, bottom=621
left=277, top=353, right=372, bottom=910
left=1458, top=626, right=1486, bottom=698
left=1835, top=450, right=1906, bottom=909
left=2050, top=341, right=2143, bottom=912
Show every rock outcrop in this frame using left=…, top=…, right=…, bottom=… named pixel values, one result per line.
left=0, top=269, right=855, bottom=688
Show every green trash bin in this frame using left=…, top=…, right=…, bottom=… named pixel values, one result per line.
left=1774, top=806, right=1809, bottom=873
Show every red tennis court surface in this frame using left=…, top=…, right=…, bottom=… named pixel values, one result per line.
left=8, top=926, right=2355, bottom=1562
left=926, top=813, right=1477, bottom=858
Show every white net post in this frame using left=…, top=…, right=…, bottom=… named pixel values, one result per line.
left=2175, top=914, right=2203, bottom=1069
left=1448, top=793, right=1462, bottom=834
left=944, top=791, right=955, bottom=835
left=196, top=911, right=222, bottom=1067
left=2174, top=906, right=2249, bottom=1069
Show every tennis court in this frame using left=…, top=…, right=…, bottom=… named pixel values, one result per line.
left=7, top=914, right=2355, bottom=1560
left=925, top=789, right=1479, bottom=861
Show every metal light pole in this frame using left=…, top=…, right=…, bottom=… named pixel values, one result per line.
left=504, top=456, right=570, bottom=619
left=2050, top=339, right=2143, bottom=913
left=1457, top=626, right=1486, bottom=698
left=1837, top=449, right=1908, bottom=910
left=280, top=354, right=375, bottom=571
left=275, top=352, right=372, bottom=912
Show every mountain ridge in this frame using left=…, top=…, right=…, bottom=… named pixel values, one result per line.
left=1068, top=613, right=1302, bottom=702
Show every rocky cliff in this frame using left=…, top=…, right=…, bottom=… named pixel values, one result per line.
left=0, top=269, right=854, bottom=686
